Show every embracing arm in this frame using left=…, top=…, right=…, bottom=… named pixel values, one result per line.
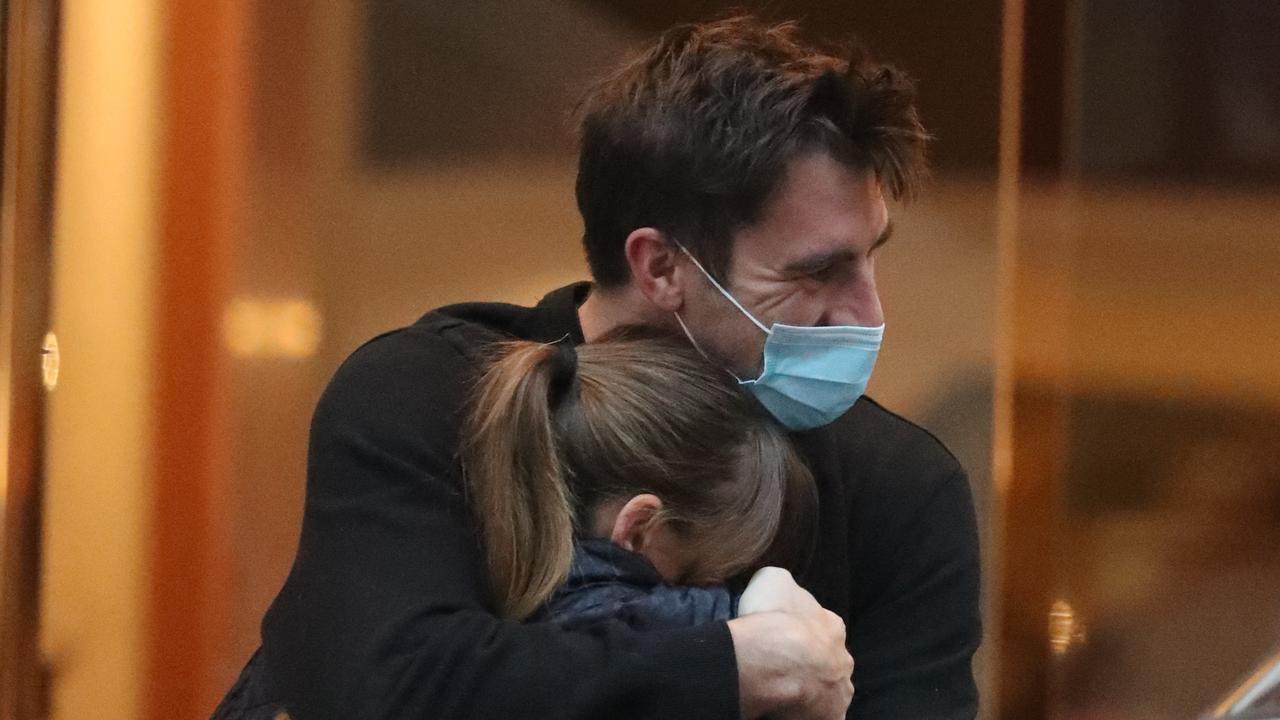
left=259, top=327, right=739, bottom=719
left=257, top=325, right=851, bottom=720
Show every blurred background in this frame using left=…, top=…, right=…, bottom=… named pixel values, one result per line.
left=1, top=1, right=1277, bottom=718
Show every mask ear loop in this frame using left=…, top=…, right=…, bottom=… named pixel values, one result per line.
left=672, top=312, right=707, bottom=358
left=673, top=311, right=750, bottom=385
left=670, top=239, right=772, bottom=335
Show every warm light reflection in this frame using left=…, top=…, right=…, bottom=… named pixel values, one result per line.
left=223, top=298, right=322, bottom=359
left=42, top=332, right=60, bottom=391
left=1048, top=599, right=1086, bottom=656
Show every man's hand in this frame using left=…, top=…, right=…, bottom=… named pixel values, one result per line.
left=729, top=568, right=855, bottom=720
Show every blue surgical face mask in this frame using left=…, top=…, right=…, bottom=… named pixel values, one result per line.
left=672, top=243, right=884, bottom=431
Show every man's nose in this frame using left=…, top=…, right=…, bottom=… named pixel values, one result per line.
left=824, top=281, right=883, bottom=328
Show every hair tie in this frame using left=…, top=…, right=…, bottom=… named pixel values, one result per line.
left=547, top=338, right=578, bottom=407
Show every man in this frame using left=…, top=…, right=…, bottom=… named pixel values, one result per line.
left=254, top=15, right=980, bottom=720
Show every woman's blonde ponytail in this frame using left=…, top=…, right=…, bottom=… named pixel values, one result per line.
left=461, top=341, right=578, bottom=620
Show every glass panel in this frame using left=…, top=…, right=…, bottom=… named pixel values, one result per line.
left=1003, top=1, right=1280, bottom=718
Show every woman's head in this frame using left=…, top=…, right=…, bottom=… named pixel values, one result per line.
left=462, top=327, right=814, bottom=619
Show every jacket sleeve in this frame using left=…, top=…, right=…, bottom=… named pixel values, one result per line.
left=260, top=326, right=739, bottom=720
left=550, top=584, right=737, bottom=633
left=845, top=417, right=982, bottom=720
left=617, top=584, right=738, bottom=630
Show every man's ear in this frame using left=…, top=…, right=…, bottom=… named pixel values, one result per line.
left=623, top=228, right=685, bottom=312
left=609, top=494, right=664, bottom=552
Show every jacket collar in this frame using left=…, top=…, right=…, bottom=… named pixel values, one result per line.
left=513, top=281, right=591, bottom=345
left=563, top=537, right=663, bottom=588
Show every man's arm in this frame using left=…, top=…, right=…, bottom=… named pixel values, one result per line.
left=259, top=326, right=739, bottom=719
left=258, top=325, right=852, bottom=719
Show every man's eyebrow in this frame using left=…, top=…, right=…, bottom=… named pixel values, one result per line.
left=783, top=248, right=857, bottom=274
left=782, top=221, right=895, bottom=274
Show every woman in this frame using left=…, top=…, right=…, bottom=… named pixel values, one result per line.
left=463, top=328, right=816, bottom=629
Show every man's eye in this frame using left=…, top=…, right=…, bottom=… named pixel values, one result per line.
left=809, top=264, right=839, bottom=282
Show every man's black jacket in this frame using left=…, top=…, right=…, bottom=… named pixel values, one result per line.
left=251, top=282, right=981, bottom=719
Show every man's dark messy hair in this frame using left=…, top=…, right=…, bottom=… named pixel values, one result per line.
left=575, top=15, right=929, bottom=288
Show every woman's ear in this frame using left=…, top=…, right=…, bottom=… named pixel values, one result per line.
left=623, top=229, right=685, bottom=312
left=609, top=494, right=664, bottom=552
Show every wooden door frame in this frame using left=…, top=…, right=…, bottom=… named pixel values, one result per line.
left=147, top=0, right=248, bottom=715
left=0, top=0, right=60, bottom=717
